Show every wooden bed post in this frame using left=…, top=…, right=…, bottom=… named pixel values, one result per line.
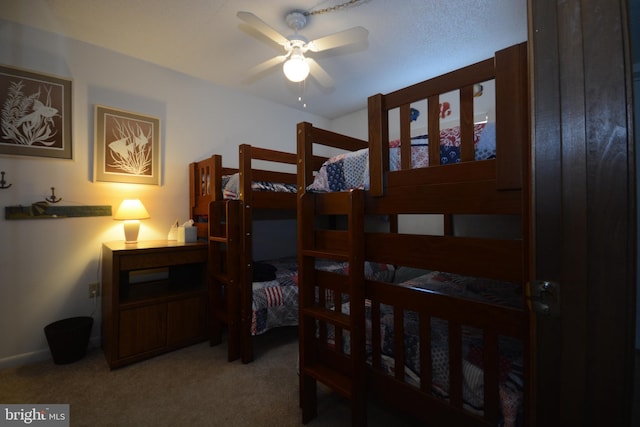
left=297, top=191, right=318, bottom=423
left=348, top=189, right=367, bottom=427
left=208, top=199, right=242, bottom=361
left=211, top=154, right=223, bottom=200
left=428, top=94, right=441, bottom=167
left=297, top=122, right=314, bottom=194
left=188, top=161, right=196, bottom=217
left=238, top=144, right=254, bottom=363
left=459, top=84, right=475, bottom=162
left=399, top=104, right=412, bottom=170
left=368, top=94, right=386, bottom=197
left=495, top=42, right=528, bottom=190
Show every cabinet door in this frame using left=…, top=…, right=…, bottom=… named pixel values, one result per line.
left=119, top=305, right=167, bottom=358
left=167, top=296, right=207, bottom=346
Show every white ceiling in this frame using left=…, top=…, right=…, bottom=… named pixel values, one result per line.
left=0, top=0, right=528, bottom=120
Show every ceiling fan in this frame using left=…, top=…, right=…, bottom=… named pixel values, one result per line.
left=237, top=10, right=368, bottom=87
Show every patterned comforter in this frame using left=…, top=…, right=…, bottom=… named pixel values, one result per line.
left=250, top=257, right=394, bottom=336
left=221, top=173, right=297, bottom=200
left=308, top=122, right=496, bottom=193
left=389, top=271, right=523, bottom=426
left=334, top=270, right=523, bottom=427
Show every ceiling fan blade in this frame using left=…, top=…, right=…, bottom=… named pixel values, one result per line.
left=247, top=55, right=287, bottom=77
left=308, top=27, right=369, bottom=52
left=237, top=11, right=289, bottom=46
left=307, top=58, right=334, bottom=88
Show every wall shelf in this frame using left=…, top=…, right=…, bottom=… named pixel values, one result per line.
left=5, top=204, right=112, bottom=219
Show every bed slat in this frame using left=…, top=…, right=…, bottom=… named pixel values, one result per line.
left=449, top=321, right=463, bottom=408
left=400, top=104, right=412, bottom=170
left=495, top=42, right=528, bottom=190
left=428, top=94, right=441, bottom=166
left=483, top=331, right=500, bottom=423
left=393, top=308, right=406, bottom=381
left=419, top=315, right=432, bottom=394
left=366, top=179, right=522, bottom=216
left=460, top=84, right=475, bottom=162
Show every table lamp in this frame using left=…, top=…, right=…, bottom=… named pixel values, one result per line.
left=114, top=199, right=150, bottom=243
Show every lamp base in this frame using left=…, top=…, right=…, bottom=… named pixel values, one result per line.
left=123, top=220, right=140, bottom=243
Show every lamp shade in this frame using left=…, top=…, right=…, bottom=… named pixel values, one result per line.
left=114, top=199, right=150, bottom=220
left=114, top=199, right=149, bottom=243
left=283, top=55, right=310, bottom=82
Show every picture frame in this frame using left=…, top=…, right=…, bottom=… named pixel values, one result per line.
left=94, top=105, right=161, bottom=185
left=0, top=65, right=72, bottom=159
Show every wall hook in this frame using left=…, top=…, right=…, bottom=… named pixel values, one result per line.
left=0, top=171, right=12, bottom=189
left=45, top=187, right=62, bottom=203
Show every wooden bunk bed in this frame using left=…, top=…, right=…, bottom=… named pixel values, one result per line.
left=296, top=42, right=530, bottom=427
left=190, top=145, right=303, bottom=362
left=235, top=144, right=299, bottom=363
left=190, top=145, right=395, bottom=364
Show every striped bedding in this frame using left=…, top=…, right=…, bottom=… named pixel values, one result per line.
left=221, top=173, right=297, bottom=200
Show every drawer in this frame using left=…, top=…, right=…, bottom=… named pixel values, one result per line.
left=119, top=248, right=207, bottom=270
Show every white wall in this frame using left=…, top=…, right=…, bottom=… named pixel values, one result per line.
left=330, top=108, right=369, bottom=141
left=0, top=20, right=330, bottom=367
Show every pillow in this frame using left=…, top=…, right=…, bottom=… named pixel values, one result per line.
left=253, top=261, right=277, bottom=282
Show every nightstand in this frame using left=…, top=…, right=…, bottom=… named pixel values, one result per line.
left=101, top=240, right=208, bottom=368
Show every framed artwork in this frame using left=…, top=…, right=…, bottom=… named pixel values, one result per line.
left=0, top=65, right=72, bottom=159
left=94, top=105, right=161, bottom=185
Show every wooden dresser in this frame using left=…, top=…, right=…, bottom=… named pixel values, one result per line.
left=101, top=240, right=208, bottom=368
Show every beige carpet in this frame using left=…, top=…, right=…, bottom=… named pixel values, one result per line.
left=0, top=327, right=422, bottom=427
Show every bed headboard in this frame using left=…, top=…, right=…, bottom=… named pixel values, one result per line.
left=189, top=155, right=238, bottom=239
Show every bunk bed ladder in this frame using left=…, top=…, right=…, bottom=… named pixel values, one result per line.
left=208, top=199, right=242, bottom=361
left=298, top=190, right=367, bottom=426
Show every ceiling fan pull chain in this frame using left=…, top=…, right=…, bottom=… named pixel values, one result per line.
left=297, top=79, right=308, bottom=109
left=305, top=0, right=365, bottom=17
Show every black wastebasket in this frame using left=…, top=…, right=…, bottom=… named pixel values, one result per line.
left=44, top=316, right=93, bottom=364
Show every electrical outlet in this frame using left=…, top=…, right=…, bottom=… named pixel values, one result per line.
left=88, top=282, right=100, bottom=298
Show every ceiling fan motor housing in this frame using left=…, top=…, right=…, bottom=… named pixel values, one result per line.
left=285, top=11, right=308, bottom=31
left=286, top=35, right=309, bottom=54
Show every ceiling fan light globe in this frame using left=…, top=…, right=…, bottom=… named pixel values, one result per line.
left=283, top=56, right=310, bottom=82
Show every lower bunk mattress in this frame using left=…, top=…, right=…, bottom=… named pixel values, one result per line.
left=327, top=270, right=525, bottom=427
left=250, top=257, right=394, bottom=336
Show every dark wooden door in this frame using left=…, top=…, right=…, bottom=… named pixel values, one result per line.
left=529, top=1, right=636, bottom=425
